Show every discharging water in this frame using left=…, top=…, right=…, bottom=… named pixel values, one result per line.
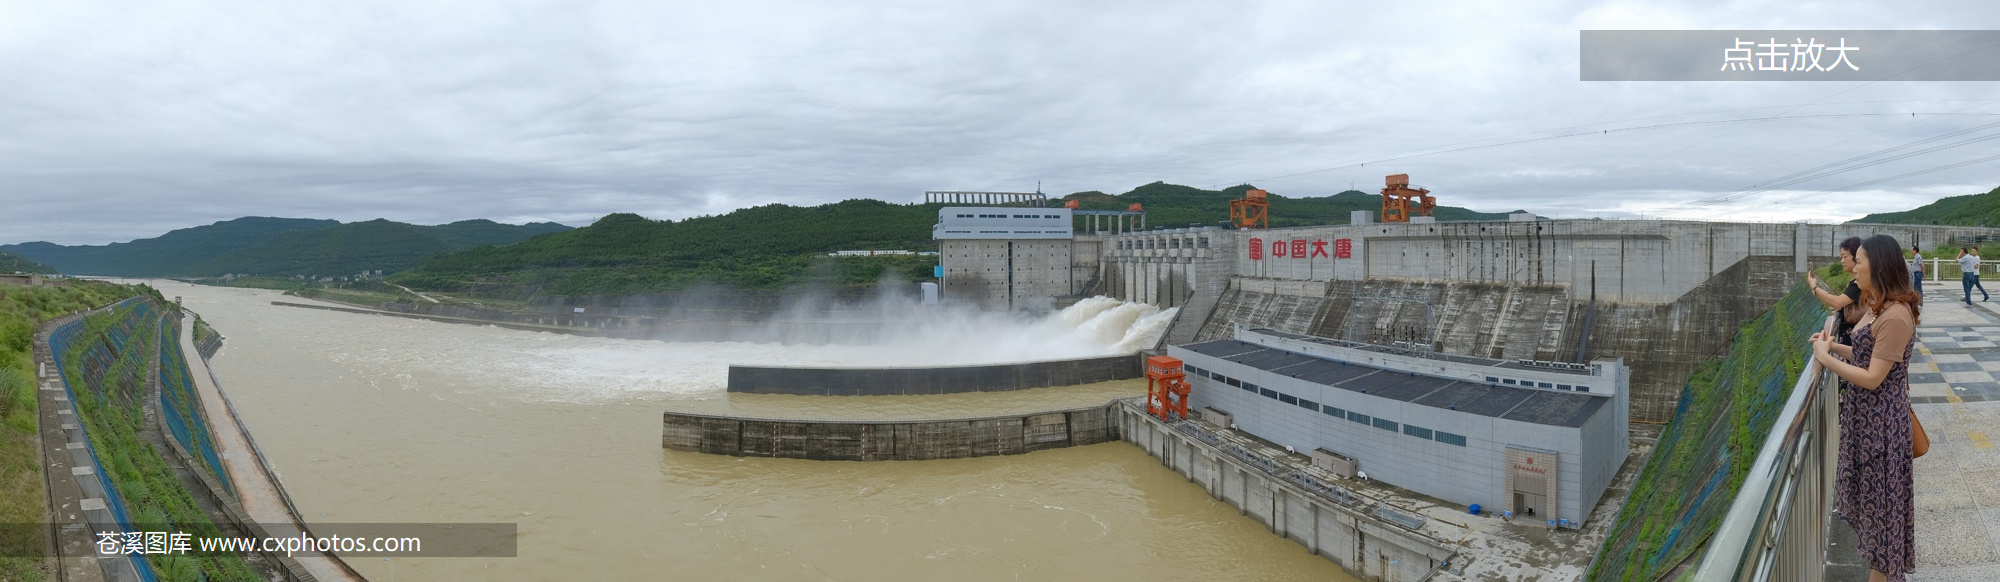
left=149, top=280, right=1352, bottom=581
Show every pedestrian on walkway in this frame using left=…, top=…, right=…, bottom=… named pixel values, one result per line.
left=1961, top=247, right=1989, bottom=304
left=1810, top=234, right=1918, bottom=582
left=1910, top=244, right=1924, bottom=297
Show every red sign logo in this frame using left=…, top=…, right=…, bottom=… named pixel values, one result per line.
left=1272, top=239, right=1287, bottom=257
left=1291, top=239, right=1307, bottom=259
left=1334, top=238, right=1353, bottom=259
left=1248, top=237, right=1263, bottom=260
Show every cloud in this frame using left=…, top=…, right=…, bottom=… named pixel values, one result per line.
left=2, top=0, right=1996, bottom=244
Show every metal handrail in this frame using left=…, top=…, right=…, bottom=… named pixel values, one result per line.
left=1693, top=316, right=1840, bottom=581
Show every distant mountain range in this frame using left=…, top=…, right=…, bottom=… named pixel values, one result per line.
left=2, top=217, right=571, bottom=277
left=388, top=182, right=1522, bottom=297
left=1851, top=185, right=2000, bottom=227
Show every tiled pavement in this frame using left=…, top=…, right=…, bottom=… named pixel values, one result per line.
left=1830, top=287, right=2000, bottom=581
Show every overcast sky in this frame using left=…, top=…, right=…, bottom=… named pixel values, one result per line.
left=3, top=0, right=1998, bottom=245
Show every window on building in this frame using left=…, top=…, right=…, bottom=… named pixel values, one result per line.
left=1486, top=376, right=1499, bottom=383
left=1576, top=386, right=1591, bottom=393
left=1372, top=417, right=1399, bottom=432
left=1503, top=379, right=1517, bottom=385
left=1223, top=376, right=1240, bottom=387
left=1557, top=384, right=1571, bottom=391
left=1298, top=398, right=1317, bottom=411
left=1278, top=394, right=1297, bottom=405
left=1403, top=424, right=1434, bottom=440
left=1323, top=405, right=1345, bottom=418
left=1258, top=387, right=1276, bottom=399
left=1347, top=411, right=1370, bottom=425
left=1538, top=382, right=1552, bottom=388
left=1434, top=431, right=1468, bottom=447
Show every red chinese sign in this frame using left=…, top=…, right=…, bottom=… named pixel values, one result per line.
left=1246, top=237, right=1352, bottom=261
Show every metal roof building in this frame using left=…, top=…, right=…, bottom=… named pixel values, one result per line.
left=1169, top=326, right=1629, bottom=527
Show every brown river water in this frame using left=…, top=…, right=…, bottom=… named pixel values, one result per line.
left=148, top=280, right=1352, bottom=581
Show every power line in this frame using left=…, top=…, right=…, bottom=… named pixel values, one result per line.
left=1650, top=119, right=2000, bottom=217
left=1696, top=152, right=2000, bottom=217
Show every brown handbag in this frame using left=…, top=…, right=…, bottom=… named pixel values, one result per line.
left=1912, top=407, right=1929, bottom=458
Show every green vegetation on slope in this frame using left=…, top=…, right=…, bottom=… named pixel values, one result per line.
left=0, top=280, right=151, bottom=581
left=1588, top=268, right=1837, bottom=581
left=0, top=251, right=55, bottom=274
left=60, top=300, right=258, bottom=581
left=393, top=200, right=944, bottom=297
left=2, top=217, right=340, bottom=276
left=1851, top=184, right=2000, bottom=226
left=183, top=218, right=570, bottom=277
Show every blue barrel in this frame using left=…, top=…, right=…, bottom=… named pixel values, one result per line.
left=1468, top=503, right=1481, bottom=515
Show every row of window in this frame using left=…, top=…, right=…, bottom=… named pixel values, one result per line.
left=1186, top=364, right=1469, bottom=447
left=955, top=213, right=1064, bottom=219
left=1485, top=376, right=1590, bottom=393
left=1116, top=237, right=1210, bottom=250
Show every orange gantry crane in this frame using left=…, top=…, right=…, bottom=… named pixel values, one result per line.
left=1379, top=174, right=1435, bottom=223
left=1145, top=356, right=1191, bottom=422
left=1230, top=189, right=1269, bottom=229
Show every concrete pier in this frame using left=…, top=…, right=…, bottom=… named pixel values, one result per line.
left=1116, top=400, right=1458, bottom=581
left=662, top=402, right=1122, bottom=460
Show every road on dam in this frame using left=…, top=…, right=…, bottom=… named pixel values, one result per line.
left=148, top=280, right=1358, bottom=581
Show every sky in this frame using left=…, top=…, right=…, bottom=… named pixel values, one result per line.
left=3, top=0, right=1998, bottom=245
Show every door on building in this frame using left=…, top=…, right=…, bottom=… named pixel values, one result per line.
left=1513, top=472, right=1547, bottom=518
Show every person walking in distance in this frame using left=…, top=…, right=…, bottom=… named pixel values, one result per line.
left=1909, top=244, right=1924, bottom=297
left=1964, top=247, right=1989, bottom=304
left=1810, top=234, right=1919, bottom=582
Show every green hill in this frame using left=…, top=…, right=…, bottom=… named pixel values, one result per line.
left=184, top=218, right=571, bottom=277
left=394, top=182, right=1519, bottom=298
left=1851, top=185, right=2000, bottom=227
left=2, top=217, right=340, bottom=276
left=3, top=217, right=570, bottom=278
left=0, top=251, right=54, bottom=274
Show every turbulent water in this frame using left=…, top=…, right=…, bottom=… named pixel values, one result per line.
left=148, top=281, right=1349, bottom=581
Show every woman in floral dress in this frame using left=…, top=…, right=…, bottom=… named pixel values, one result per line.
left=1810, top=234, right=1919, bottom=582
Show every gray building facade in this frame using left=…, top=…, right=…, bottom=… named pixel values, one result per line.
left=1169, top=327, right=1629, bottom=527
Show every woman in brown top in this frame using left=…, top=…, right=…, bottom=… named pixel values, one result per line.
left=1809, top=234, right=1919, bottom=582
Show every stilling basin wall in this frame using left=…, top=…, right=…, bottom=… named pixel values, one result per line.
left=726, top=354, right=1142, bottom=395
left=661, top=402, right=1122, bottom=460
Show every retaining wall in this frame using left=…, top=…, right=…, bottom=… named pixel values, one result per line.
left=726, top=354, right=1141, bottom=395
left=661, top=402, right=1122, bottom=460
left=1117, top=402, right=1456, bottom=581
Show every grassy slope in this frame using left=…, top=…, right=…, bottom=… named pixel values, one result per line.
left=0, top=281, right=149, bottom=581
left=1587, top=268, right=1835, bottom=581
left=1851, top=184, right=2000, bottom=227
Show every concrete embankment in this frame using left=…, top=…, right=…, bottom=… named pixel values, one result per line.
left=1116, top=400, right=1458, bottom=581
left=726, top=354, right=1141, bottom=395
left=662, top=401, right=1122, bottom=460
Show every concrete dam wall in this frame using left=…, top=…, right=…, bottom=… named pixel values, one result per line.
left=1101, top=219, right=2000, bottom=424
left=726, top=354, right=1141, bottom=395
left=661, top=402, right=1122, bottom=460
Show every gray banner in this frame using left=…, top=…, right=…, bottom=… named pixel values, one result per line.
left=1581, top=30, right=2000, bottom=81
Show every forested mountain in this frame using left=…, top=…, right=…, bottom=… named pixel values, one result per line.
left=3, top=216, right=570, bottom=277
left=1, top=217, right=339, bottom=276
left=183, top=219, right=572, bottom=276
left=1851, top=185, right=2000, bottom=227
left=0, top=251, right=54, bottom=274
left=394, top=182, right=1518, bottom=297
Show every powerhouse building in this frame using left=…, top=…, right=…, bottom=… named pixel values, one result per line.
left=934, top=207, right=1085, bottom=311
left=1170, top=326, right=1629, bottom=527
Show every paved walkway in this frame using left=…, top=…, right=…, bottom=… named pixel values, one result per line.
left=1831, top=288, right=2000, bottom=581
left=177, top=320, right=365, bottom=582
